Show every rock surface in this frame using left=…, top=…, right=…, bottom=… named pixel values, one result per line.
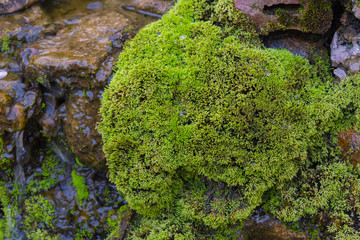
left=234, top=0, right=333, bottom=34
left=331, top=20, right=360, bottom=75
left=0, top=0, right=40, bottom=15
left=63, top=90, right=105, bottom=172
left=243, top=209, right=309, bottom=240
left=0, top=57, right=40, bottom=132
left=338, top=129, right=360, bottom=166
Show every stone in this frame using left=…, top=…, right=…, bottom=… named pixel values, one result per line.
left=86, top=2, right=103, bottom=10
left=0, top=74, right=40, bottom=132
left=264, top=34, right=326, bottom=60
left=234, top=0, right=333, bottom=34
left=0, top=0, right=40, bottom=15
left=22, top=10, right=132, bottom=89
left=242, top=209, right=309, bottom=240
left=331, top=24, right=360, bottom=75
left=333, top=68, right=347, bottom=80
left=0, top=70, right=7, bottom=80
left=63, top=90, right=106, bottom=172
left=0, top=5, right=49, bottom=44
left=128, top=0, right=173, bottom=15
left=338, top=130, right=360, bottom=166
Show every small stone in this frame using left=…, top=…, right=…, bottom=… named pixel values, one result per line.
left=86, top=2, right=103, bottom=10
left=0, top=70, right=8, bottom=80
left=333, top=68, right=347, bottom=80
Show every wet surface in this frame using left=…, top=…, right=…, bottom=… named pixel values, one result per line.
left=0, top=0, right=172, bottom=238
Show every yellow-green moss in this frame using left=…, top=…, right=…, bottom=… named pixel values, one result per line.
left=99, top=0, right=347, bottom=236
left=27, top=151, right=62, bottom=194
left=100, top=0, right=360, bottom=238
left=71, top=170, right=89, bottom=205
left=300, top=0, right=333, bottom=33
left=24, top=195, right=60, bottom=240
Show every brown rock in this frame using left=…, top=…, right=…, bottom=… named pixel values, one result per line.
left=0, top=70, right=40, bottom=132
left=129, top=0, right=173, bottom=15
left=0, top=4, right=49, bottom=44
left=338, top=129, right=360, bottom=166
left=22, top=10, right=131, bottom=89
left=242, top=209, right=309, bottom=240
left=63, top=89, right=106, bottom=172
left=0, top=0, right=40, bottom=15
left=234, top=0, right=333, bottom=34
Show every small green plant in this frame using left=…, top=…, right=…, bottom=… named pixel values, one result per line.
left=27, top=151, right=62, bottom=194
left=1, top=33, right=10, bottom=52
left=71, top=170, right=89, bottom=206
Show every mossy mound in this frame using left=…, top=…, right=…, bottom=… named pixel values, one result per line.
left=100, top=0, right=360, bottom=238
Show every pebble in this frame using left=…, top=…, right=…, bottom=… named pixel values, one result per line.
left=0, top=70, right=8, bottom=80
left=86, top=2, right=103, bottom=10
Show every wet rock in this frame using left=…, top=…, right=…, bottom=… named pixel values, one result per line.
left=331, top=23, right=360, bottom=75
left=22, top=10, right=131, bottom=89
left=234, top=0, right=333, bottom=34
left=0, top=5, right=49, bottom=44
left=0, top=70, right=40, bottom=132
left=86, top=2, right=103, bottom=10
left=63, top=90, right=105, bottom=172
left=243, top=209, right=309, bottom=240
left=0, top=0, right=40, bottom=15
left=38, top=92, right=60, bottom=139
left=338, top=129, right=360, bottom=166
left=128, top=0, right=173, bottom=15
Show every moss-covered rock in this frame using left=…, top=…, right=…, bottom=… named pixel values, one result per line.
left=99, top=0, right=352, bottom=236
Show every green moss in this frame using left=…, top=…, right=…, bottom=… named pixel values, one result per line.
left=0, top=182, right=17, bottom=240
left=126, top=216, right=197, bottom=240
left=27, top=151, right=62, bottom=194
left=300, top=0, right=333, bottom=34
left=24, top=195, right=60, bottom=240
left=99, top=0, right=346, bottom=235
left=71, top=170, right=89, bottom=205
left=0, top=135, right=11, bottom=171
left=0, top=33, right=10, bottom=52
left=99, top=0, right=360, bottom=237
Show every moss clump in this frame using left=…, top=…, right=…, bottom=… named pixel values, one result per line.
left=0, top=33, right=10, bottom=52
left=99, top=0, right=350, bottom=236
left=300, top=0, right=333, bottom=34
left=71, top=170, right=89, bottom=205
